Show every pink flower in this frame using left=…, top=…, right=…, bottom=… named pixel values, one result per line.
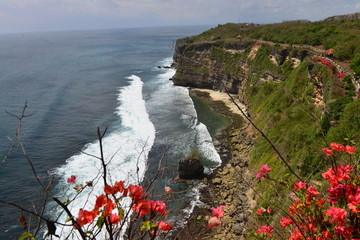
left=67, top=175, right=76, bottom=184
left=164, top=186, right=172, bottom=194
left=345, top=145, right=357, bottom=154
left=266, top=207, right=272, bottom=213
left=208, top=217, right=221, bottom=229
left=325, top=206, right=347, bottom=224
left=322, top=148, right=333, bottom=156
left=260, top=165, right=271, bottom=173
left=280, top=216, right=293, bottom=228
left=212, top=205, right=225, bottom=218
left=256, top=165, right=271, bottom=179
left=294, top=181, right=307, bottom=191
left=257, top=225, right=274, bottom=237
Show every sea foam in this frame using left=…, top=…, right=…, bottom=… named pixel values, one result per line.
left=50, top=75, right=155, bottom=239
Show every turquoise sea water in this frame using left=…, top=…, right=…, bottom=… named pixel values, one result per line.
left=0, top=26, right=221, bottom=238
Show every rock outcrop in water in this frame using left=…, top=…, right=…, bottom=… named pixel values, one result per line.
left=178, top=150, right=204, bottom=179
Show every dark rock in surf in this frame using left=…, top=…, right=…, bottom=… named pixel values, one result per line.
left=178, top=150, right=204, bottom=179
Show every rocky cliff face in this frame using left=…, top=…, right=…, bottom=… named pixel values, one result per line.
left=172, top=39, right=255, bottom=94
left=171, top=38, right=307, bottom=95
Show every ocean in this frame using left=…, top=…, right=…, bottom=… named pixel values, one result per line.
left=0, top=26, right=221, bottom=239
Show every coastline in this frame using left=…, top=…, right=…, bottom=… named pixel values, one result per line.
left=172, top=88, right=255, bottom=239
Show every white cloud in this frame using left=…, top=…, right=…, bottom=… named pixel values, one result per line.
left=1, top=0, right=360, bottom=33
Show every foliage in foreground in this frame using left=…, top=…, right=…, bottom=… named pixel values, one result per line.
left=249, top=143, right=359, bottom=239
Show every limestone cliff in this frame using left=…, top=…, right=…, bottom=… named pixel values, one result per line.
left=170, top=22, right=360, bottom=239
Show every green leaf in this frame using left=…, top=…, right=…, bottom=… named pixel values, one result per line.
left=18, top=232, right=36, bottom=240
left=118, top=208, right=124, bottom=220
left=140, top=221, right=151, bottom=231
left=96, top=216, right=105, bottom=229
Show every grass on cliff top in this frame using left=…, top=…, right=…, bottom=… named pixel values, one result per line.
left=188, top=20, right=360, bottom=61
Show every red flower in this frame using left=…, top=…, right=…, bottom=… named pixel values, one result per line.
left=257, top=225, right=274, bottom=238
left=67, top=175, right=76, bottom=184
left=128, top=185, right=144, bottom=201
left=322, top=148, right=333, bottom=156
left=334, top=225, right=354, bottom=239
left=95, top=194, right=107, bottom=209
left=132, top=199, right=151, bottom=217
left=337, top=73, right=347, bottom=78
left=280, top=216, right=293, bottom=228
left=212, top=205, right=225, bottom=218
left=256, top=207, right=265, bottom=215
left=321, top=230, right=332, bottom=239
left=76, top=209, right=96, bottom=227
left=317, top=198, right=326, bottom=207
left=104, top=184, right=115, bottom=195
left=289, top=228, right=303, bottom=240
left=330, top=142, right=345, bottom=152
left=307, top=186, right=320, bottom=196
left=158, top=221, right=172, bottom=231
left=325, top=206, right=347, bottom=224
left=322, top=165, right=353, bottom=186
left=294, top=181, right=307, bottom=191
left=327, top=184, right=345, bottom=204
left=207, top=217, right=221, bottom=229
left=151, top=201, right=167, bottom=215
left=109, top=213, right=121, bottom=225
left=347, top=203, right=360, bottom=214
left=103, top=199, right=115, bottom=216
left=113, top=181, right=126, bottom=194
left=345, top=145, right=357, bottom=154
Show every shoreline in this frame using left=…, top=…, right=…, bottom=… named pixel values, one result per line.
left=172, top=88, right=255, bottom=239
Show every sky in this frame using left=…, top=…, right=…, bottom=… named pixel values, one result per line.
left=0, top=0, right=359, bottom=33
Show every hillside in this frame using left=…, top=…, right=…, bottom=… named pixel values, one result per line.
left=172, top=16, right=360, bottom=239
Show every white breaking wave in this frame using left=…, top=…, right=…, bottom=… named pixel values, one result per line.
left=50, top=75, right=155, bottom=239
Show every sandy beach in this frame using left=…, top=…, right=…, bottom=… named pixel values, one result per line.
left=192, top=88, right=248, bottom=117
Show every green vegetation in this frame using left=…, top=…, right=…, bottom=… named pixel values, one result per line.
left=188, top=21, right=360, bottom=61
left=350, top=53, right=360, bottom=75
left=184, top=20, right=359, bottom=204
left=173, top=15, right=360, bottom=239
